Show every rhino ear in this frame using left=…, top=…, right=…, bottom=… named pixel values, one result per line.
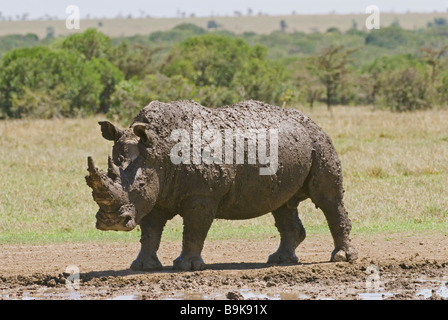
left=98, top=121, right=124, bottom=142
left=133, top=122, right=155, bottom=147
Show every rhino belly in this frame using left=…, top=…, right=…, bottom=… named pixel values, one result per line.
left=215, top=163, right=310, bottom=220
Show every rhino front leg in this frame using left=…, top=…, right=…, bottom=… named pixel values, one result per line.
left=173, top=197, right=216, bottom=271
left=130, top=210, right=170, bottom=271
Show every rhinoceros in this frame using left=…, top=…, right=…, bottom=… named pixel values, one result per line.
left=85, top=100, right=357, bottom=271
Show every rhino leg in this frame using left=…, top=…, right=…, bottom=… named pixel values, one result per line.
left=268, top=205, right=305, bottom=264
left=308, top=161, right=358, bottom=262
left=130, top=209, right=170, bottom=271
left=173, top=197, right=216, bottom=271
left=314, top=196, right=357, bottom=262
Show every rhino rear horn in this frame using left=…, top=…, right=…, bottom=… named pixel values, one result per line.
left=107, top=156, right=121, bottom=182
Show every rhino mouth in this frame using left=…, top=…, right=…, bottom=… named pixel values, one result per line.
left=95, top=207, right=136, bottom=231
left=86, top=156, right=137, bottom=231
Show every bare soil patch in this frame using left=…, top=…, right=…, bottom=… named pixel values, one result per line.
left=1, top=233, right=447, bottom=300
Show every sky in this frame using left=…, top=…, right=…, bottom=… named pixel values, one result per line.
left=1, top=0, right=447, bottom=20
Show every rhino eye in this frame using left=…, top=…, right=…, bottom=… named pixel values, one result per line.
left=118, top=155, right=125, bottom=163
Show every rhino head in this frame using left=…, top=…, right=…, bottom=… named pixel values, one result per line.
left=86, top=121, right=159, bottom=232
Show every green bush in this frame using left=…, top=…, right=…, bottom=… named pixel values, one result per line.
left=1, top=25, right=448, bottom=119
left=162, top=34, right=287, bottom=107
left=435, top=68, right=448, bottom=106
left=61, top=28, right=112, bottom=60
left=88, top=58, right=125, bottom=113
left=109, top=73, right=197, bottom=124
left=0, top=46, right=123, bottom=118
left=148, top=23, right=206, bottom=44
left=108, top=41, right=157, bottom=80
left=0, top=33, right=40, bottom=57
left=10, top=86, right=71, bottom=119
left=365, top=26, right=413, bottom=49
left=377, top=67, right=432, bottom=111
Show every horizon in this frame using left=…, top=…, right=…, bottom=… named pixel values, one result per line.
left=3, top=10, right=448, bottom=22
left=1, top=1, right=448, bottom=21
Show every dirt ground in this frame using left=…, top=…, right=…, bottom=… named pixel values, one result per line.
left=1, top=233, right=447, bottom=300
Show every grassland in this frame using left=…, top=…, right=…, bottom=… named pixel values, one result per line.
left=0, top=105, right=447, bottom=244
left=1, top=12, right=447, bottom=38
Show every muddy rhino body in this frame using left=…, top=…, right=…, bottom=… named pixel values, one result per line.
left=86, top=100, right=357, bottom=271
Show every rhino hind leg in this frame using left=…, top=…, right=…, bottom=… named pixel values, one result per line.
left=308, top=162, right=358, bottom=262
left=267, top=204, right=306, bottom=265
left=313, top=196, right=357, bottom=262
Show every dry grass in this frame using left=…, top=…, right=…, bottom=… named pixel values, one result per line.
left=0, top=106, right=447, bottom=243
left=0, top=12, right=447, bottom=38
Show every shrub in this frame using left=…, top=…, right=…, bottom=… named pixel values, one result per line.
left=0, top=46, right=123, bottom=118
left=61, top=28, right=112, bottom=60
left=377, top=68, right=432, bottom=111
left=162, top=34, right=287, bottom=107
left=365, top=26, right=413, bottom=49
left=109, top=73, right=197, bottom=124
left=10, top=86, right=71, bottom=119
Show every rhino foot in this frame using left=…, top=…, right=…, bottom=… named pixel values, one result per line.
left=330, top=246, right=358, bottom=262
left=173, top=255, right=206, bottom=271
left=267, top=251, right=299, bottom=265
left=130, top=253, right=163, bottom=271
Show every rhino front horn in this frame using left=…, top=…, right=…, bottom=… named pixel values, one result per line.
left=85, top=156, right=126, bottom=212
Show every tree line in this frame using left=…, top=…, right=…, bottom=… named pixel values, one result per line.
left=0, top=21, right=447, bottom=122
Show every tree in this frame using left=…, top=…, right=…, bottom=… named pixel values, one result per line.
left=0, top=45, right=123, bottom=118
left=207, top=20, right=218, bottom=29
left=109, top=41, right=159, bottom=80
left=163, top=35, right=255, bottom=88
left=0, top=33, right=40, bottom=57
left=280, top=20, right=288, bottom=32
left=162, top=34, right=287, bottom=107
left=378, top=68, right=431, bottom=111
left=232, top=55, right=287, bottom=104
left=307, top=45, right=359, bottom=112
left=427, top=17, right=447, bottom=27
left=419, top=45, right=448, bottom=106
left=109, top=73, right=197, bottom=124
left=61, top=28, right=112, bottom=60
left=88, top=58, right=124, bottom=113
left=148, top=23, right=206, bottom=44
left=360, top=54, right=425, bottom=108
left=365, top=26, right=411, bottom=49
left=45, top=26, right=55, bottom=39
left=420, top=45, right=448, bottom=84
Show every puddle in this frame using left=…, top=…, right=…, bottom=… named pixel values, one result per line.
left=415, top=280, right=448, bottom=299
left=166, top=292, right=208, bottom=300
left=109, top=294, right=140, bottom=300
left=358, top=278, right=448, bottom=300
left=358, top=292, right=394, bottom=300
left=166, top=289, right=310, bottom=300
left=239, top=288, right=280, bottom=300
